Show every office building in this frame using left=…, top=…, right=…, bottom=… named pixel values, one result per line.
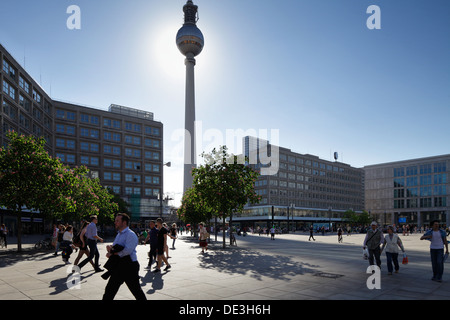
left=1, top=43, right=164, bottom=231
left=236, top=136, right=365, bottom=230
left=364, top=154, right=450, bottom=227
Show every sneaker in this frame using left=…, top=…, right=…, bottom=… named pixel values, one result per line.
left=164, top=265, right=171, bottom=271
left=153, top=268, right=161, bottom=273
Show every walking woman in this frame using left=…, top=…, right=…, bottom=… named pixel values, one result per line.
left=381, top=225, right=405, bottom=275
left=199, top=223, right=209, bottom=253
left=169, top=223, right=178, bottom=249
left=61, top=226, right=77, bottom=264
left=74, top=221, right=95, bottom=269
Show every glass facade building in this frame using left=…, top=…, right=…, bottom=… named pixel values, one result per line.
left=364, top=155, right=450, bottom=227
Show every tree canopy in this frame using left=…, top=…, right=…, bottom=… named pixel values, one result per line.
left=178, top=146, right=260, bottom=248
left=0, top=131, right=118, bottom=251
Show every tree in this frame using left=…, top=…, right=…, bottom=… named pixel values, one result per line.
left=0, top=132, right=76, bottom=251
left=192, top=146, right=260, bottom=248
left=70, top=169, right=118, bottom=224
left=343, top=209, right=372, bottom=228
left=177, top=186, right=213, bottom=237
left=0, top=131, right=118, bottom=251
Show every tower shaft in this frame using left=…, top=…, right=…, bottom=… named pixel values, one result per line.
left=183, top=54, right=196, bottom=193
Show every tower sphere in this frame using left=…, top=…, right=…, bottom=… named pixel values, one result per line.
left=176, top=25, right=204, bottom=57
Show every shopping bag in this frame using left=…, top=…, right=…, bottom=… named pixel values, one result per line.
left=402, top=253, right=408, bottom=265
left=363, top=248, right=369, bottom=260
left=444, top=252, right=449, bottom=263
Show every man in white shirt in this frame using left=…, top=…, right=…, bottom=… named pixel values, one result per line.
left=102, top=213, right=147, bottom=300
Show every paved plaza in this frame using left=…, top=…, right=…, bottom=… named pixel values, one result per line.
left=0, top=231, right=449, bottom=301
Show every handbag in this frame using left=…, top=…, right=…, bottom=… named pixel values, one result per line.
left=363, top=248, right=369, bottom=260
left=402, top=252, right=408, bottom=265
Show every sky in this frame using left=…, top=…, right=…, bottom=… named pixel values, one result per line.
left=1, top=0, right=449, bottom=206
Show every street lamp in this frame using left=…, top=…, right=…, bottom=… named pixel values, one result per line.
left=159, top=161, right=172, bottom=217
left=328, top=207, right=332, bottom=232
left=288, top=203, right=294, bottom=233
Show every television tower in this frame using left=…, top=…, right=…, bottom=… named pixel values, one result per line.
left=176, top=0, right=204, bottom=193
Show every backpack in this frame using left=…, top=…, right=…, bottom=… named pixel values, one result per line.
left=72, top=231, right=82, bottom=247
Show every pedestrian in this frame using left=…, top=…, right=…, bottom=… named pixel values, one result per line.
left=144, top=220, right=158, bottom=268
left=270, top=226, right=275, bottom=240
left=381, top=225, right=405, bottom=275
left=102, top=213, right=147, bottom=300
left=337, top=227, right=343, bottom=243
left=162, top=223, right=171, bottom=259
left=363, top=221, right=384, bottom=270
left=153, top=218, right=171, bottom=273
left=54, top=224, right=65, bottom=256
left=51, top=224, right=58, bottom=250
left=0, top=224, right=8, bottom=247
left=169, top=223, right=178, bottom=249
left=77, top=215, right=104, bottom=272
left=199, top=223, right=209, bottom=253
left=309, top=225, right=316, bottom=241
left=73, top=221, right=95, bottom=269
left=0, top=224, right=8, bottom=248
left=420, top=220, right=449, bottom=282
left=61, top=226, right=77, bottom=264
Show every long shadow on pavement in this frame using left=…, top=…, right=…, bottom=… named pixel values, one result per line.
left=197, top=246, right=320, bottom=281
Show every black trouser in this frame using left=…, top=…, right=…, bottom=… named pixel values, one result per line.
left=368, top=246, right=382, bottom=269
left=78, top=239, right=99, bottom=269
left=1, top=232, right=7, bottom=246
left=61, top=241, right=73, bottom=260
left=103, top=259, right=147, bottom=300
left=148, top=244, right=157, bottom=266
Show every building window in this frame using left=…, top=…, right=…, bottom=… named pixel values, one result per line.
left=80, top=114, right=90, bottom=123
left=434, top=174, right=447, bottom=185
left=2, top=80, right=15, bottom=100
left=113, top=160, right=121, bottom=168
left=32, top=89, right=41, bottom=104
left=145, top=126, right=161, bottom=136
left=434, top=162, right=446, bottom=173
left=394, top=168, right=405, bottom=177
left=104, top=118, right=121, bottom=128
left=420, top=164, right=432, bottom=175
left=406, top=166, right=418, bottom=176
left=3, top=59, right=16, bottom=78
